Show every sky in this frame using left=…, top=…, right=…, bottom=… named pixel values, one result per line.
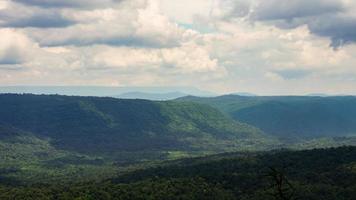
left=0, top=0, right=356, bottom=95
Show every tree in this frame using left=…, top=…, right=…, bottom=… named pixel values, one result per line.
left=265, top=167, right=296, bottom=200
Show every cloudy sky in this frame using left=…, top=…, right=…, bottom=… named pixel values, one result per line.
left=0, top=0, right=356, bottom=95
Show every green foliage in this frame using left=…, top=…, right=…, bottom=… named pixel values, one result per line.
left=291, top=136, right=356, bottom=150
left=0, top=126, right=117, bottom=184
left=1, top=147, right=356, bottom=200
left=0, top=94, right=277, bottom=183
left=0, top=94, right=273, bottom=155
left=159, top=101, right=277, bottom=152
left=2, top=94, right=356, bottom=199
left=177, top=95, right=356, bottom=139
left=112, top=146, right=356, bottom=200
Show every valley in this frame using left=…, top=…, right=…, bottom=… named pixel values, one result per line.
left=1, top=94, right=356, bottom=199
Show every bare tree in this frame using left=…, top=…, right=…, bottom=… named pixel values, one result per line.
left=265, top=167, right=296, bottom=200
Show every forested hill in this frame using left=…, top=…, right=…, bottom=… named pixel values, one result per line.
left=0, top=94, right=273, bottom=156
left=2, top=146, right=355, bottom=200
left=177, top=95, right=356, bottom=139
left=0, top=93, right=355, bottom=199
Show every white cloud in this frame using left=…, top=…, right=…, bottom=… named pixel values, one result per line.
left=93, top=43, right=223, bottom=74
left=1, top=0, right=356, bottom=95
left=158, top=0, right=213, bottom=24
left=25, top=0, right=188, bottom=48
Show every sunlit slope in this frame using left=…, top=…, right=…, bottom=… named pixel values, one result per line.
left=0, top=94, right=275, bottom=155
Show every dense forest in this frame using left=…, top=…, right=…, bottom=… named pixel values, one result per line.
left=0, top=146, right=355, bottom=200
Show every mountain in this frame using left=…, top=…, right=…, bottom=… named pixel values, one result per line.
left=306, top=93, right=330, bottom=97
left=0, top=94, right=279, bottom=183
left=0, top=94, right=275, bottom=165
left=0, top=94, right=355, bottom=199
left=2, top=146, right=356, bottom=199
left=0, top=125, right=115, bottom=184
left=177, top=95, right=356, bottom=139
left=116, top=91, right=188, bottom=100
left=0, top=86, right=216, bottom=97
left=230, top=92, right=257, bottom=96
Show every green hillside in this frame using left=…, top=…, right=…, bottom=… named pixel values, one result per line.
left=0, top=94, right=274, bottom=153
left=0, top=94, right=276, bottom=182
left=0, top=125, right=117, bottom=184
left=177, top=95, right=356, bottom=139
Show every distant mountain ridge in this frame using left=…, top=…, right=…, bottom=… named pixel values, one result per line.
left=230, top=92, right=257, bottom=97
left=0, top=86, right=216, bottom=98
left=116, top=91, right=188, bottom=100
left=177, top=95, right=356, bottom=139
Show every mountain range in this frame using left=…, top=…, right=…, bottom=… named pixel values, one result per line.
left=177, top=95, right=356, bottom=140
left=1, top=93, right=356, bottom=199
left=115, top=91, right=188, bottom=100
left=0, top=94, right=274, bottom=153
left=0, top=86, right=215, bottom=97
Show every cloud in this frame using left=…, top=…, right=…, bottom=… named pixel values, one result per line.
left=0, top=2, right=75, bottom=28
left=0, top=29, right=35, bottom=65
left=251, top=0, right=344, bottom=21
left=219, top=0, right=356, bottom=47
left=307, top=14, right=356, bottom=48
left=157, top=0, right=212, bottom=24
left=274, top=69, right=311, bottom=79
left=1, top=0, right=356, bottom=95
left=194, top=18, right=356, bottom=93
left=0, top=42, right=227, bottom=89
left=0, top=11, right=74, bottom=28
left=24, top=0, right=189, bottom=48
left=13, top=0, right=124, bottom=9
left=0, top=48, right=26, bottom=65
left=219, top=0, right=344, bottom=20
left=92, top=43, right=223, bottom=74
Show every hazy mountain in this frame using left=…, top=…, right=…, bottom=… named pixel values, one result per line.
left=177, top=95, right=356, bottom=139
left=230, top=92, right=257, bottom=96
left=0, top=86, right=216, bottom=98
left=306, top=93, right=330, bottom=97
left=116, top=91, right=188, bottom=100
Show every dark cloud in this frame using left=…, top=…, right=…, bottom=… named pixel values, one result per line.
left=251, top=0, right=344, bottom=21
left=226, top=0, right=355, bottom=47
left=13, top=0, right=122, bottom=9
left=308, top=15, right=356, bottom=48
left=264, top=15, right=356, bottom=49
left=0, top=0, right=125, bottom=28
left=0, top=11, right=75, bottom=28
left=0, top=3, right=76, bottom=28
left=0, top=48, right=26, bottom=65
left=36, top=35, right=180, bottom=48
